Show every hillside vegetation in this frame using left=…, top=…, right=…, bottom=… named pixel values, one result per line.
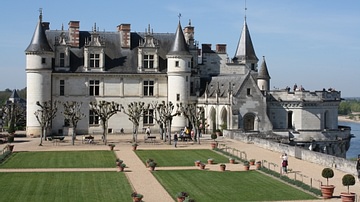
left=339, top=98, right=360, bottom=116
left=0, top=88, right=26, bottom=105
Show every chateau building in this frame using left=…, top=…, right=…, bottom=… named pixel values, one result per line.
left=25, top=12, right=351, bottom=157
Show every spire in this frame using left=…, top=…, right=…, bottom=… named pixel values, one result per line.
left=258, top=56, right=271, bottom=79
left=168, top=21, right=189, bottom=55
left=25, top=10, right=53, bottom=52
left=233, top=18, right=258, bottom=63
left=9, top=89, right=20, bottom=99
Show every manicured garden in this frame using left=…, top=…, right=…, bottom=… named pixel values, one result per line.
left=0, top=172, right=133, bottom=202
left=153, top=170, right=318, bottom=202
left=0, top=150, right=116, bottom=168
left=135, top=149, right=229, bottom=166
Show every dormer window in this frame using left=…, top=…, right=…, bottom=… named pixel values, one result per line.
left=144, top=54, right=154, bottom=68
left=90, top=54, right=100, bottom=68
left=60, top=53, right=65, bottom=67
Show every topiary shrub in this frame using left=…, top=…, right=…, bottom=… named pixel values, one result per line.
left=321, top=168, right=334, bottom=186
left=210, top=133, right=217, bottom=141
left=342, top=174, right=355, bottom=194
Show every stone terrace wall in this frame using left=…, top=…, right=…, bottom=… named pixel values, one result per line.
left=224, top=130, right=357, bottom=175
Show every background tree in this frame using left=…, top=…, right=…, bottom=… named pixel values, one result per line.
left=89, top=101, right=121, bottom=145
left=34, top=101, right=59, bottom=146
left=62, top=101, right=85, bottom=145
left=121, top=102, right=149, bottom=143
left=2, top=102, right=26, bottom=133
left=179, top=103, right=204, bottom=144
left=155, top=101, right=181, bottom=145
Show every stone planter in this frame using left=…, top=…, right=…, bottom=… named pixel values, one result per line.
left=207, top=159, right=214, bottom=164
left=199, top=163, right=206, bottom=170
left=210, top=142, right=217, bottom=149
left=194, top=161, right=201, bottom=166
left=220, top=164, right=226, bottom=171
left=229, top=158, right=235, bottom=164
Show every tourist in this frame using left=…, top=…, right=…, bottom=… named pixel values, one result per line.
left=357, top=155, right=360, bottom=182
left=281, top=153, right=288, bottom=174
left=174, top=132, right=178, bottom=148
left=145, top=126, right=151, bottom=136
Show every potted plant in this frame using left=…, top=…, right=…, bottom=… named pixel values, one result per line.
left=320, top=168, right=335, bottom=199
left=255, top=161, right=262, bottom=170
left=229, top=158, right=235, bottom=164
left=207, top=158, right=214, bottom=164
left=148, top=161, right=157, bottom=171
left=146, top=158, right=154, bottom=167
left=176, top=192, right=189, bottom=202
left=131, top=192, right=143, bottom=202
left=243, top=161, right=250, bottom=171
left=340, top=174, right=356, bottom=202
left=220, top=163, right=226, bottom=171
left=199, top=163, right=206, bottom=170
left=132, top=143, right=138, bottom=151
left=108, top=143, right=115, bottom=150
left=249, top=159, right=256, bottom=165
left=119, top=163, right=126, bottom=172
left=194, top=160, right=201, bottom=167
left=116, top=158, right=123, bottom=166
left=210, top=133, right=217, bottom=149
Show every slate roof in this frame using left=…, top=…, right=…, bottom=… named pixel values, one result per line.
left=25, top=14, right=53, bottom=53
left=234, top=18, right=258, bottom=62
left=168, top=21, right=190, bottom=55
left=201, top=75, right=246, bottom=98
left=258, top=56, right=270, bottom=79
left=45, top=30, right=176, bottom=73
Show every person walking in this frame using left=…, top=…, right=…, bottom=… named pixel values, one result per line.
left=174, top=132, right=178, bottom=148
left=281, top=153, right=288, bottom=174
left=357, top=154, right=360, bottom=182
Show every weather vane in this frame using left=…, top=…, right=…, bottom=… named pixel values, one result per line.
left=178, top=13, right=182, bottom=21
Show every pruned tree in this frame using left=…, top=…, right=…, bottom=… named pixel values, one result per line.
left=34, top=100, right=59, bottom=146
left=62, top=101, right=85, bottom=145
left=151, top=102, right=165, bottom=140
left=121, top=101, right=149, bottom=143
left=155, top=101, right=181, bottom=145
left=89, top=101, right=121, bottom=145
left=179, top=103, right=205, bottom=144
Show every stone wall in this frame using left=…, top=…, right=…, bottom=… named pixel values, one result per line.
left=224, top=130, right=357, bottom=175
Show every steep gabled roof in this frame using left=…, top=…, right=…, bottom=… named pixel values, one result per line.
left=167, top=21, right=190, bottom=55
left=25, top=13, right=53, bottom=53
left=234, top=18, right=258, bottom=62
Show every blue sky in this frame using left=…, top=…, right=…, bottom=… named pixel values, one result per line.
left=0, top=0, right=359, bottom=97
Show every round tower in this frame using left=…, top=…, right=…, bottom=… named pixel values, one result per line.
left=257, top=56, right=271, bottom=92
left=25, top=11, right=54, bottom=136
left=167, top=21, right=192, bottom=131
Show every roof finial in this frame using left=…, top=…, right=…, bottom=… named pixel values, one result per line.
left=148, top=24, right=151, bottom=34
left=93, top=22, right=97, bottom=32
left=39, top=8, right=43, bottom=22
left=178, top=13, right=182, bottom=21
left=244, top=0, right=247, bottom=20
left=188, top=19, right=191, bottom=26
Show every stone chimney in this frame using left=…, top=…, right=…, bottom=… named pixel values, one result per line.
left=42, top=22, right=50, bottom=30
left=216, top=44, right=227, bottom=54
left=117, top=24, right=131, bottom=49
left=68, top=21, right=80, bottom=47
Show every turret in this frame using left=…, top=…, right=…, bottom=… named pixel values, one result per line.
left=167, top=21, right=192, bottom=130
left=233, top=18, right=258, bottom=71
left=25, top=10, right=54, bottom=136
left=257, top=56, right=271, bottom=93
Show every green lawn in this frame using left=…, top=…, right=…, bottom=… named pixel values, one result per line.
left=153, top=170, right=318, bottom=202
left=135, top=149, right=229, bottom=167
left=0, top=172, right=133, bottom=202
left=0, top=151, right=116, bottom=168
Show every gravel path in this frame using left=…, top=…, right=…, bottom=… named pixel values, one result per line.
left=1, top=133, right=356, bottom=202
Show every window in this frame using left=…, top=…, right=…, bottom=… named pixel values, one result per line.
left=176, top=94, right=180, bottom=101
left=143, top=80, right=154, bottom=96
left=89, top=80, right=100, bottom=96
left=175, top=61, right=179, bottom=67
left=90, top=54, right=100, bottom=68
left=89, top=110, right=99, bottom=125
left=60, top=80, right=65, bottom=96
left=60, top=53, right=65, bottom=67
left=41, top=58, right=46, bottom=64
left=143, top=109, right=154, bottom=125
left=188, top=61, right=191, bottom=68
left=247, top=88, right=251, bottom=96
left=143, top=54, right=154, bottom=68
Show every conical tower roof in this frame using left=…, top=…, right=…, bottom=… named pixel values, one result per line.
left=234, top=18, right=258, bottom=62
left=258, top=56, right=270, bottom=79
left=9, top=89, right=20, bottom=99
left=168, top=21, right=189, bottom=55
left=25, top=12, right=53, bottom=52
